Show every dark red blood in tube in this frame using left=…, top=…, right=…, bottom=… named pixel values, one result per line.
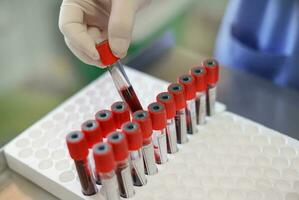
left=120, top=86, right=143, bottom=113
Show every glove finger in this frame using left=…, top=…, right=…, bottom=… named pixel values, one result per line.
left=59, top=5, right=99, bottom=60
left=108, top=0, right=138, bottom=58
left=87, top=26, right=106, bottom=44
left=65, top=38, right=104, bottom=68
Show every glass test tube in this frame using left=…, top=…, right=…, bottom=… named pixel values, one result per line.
left=148, top=102, right=168, bottom=164
left=122, top=122, right=147, bottom=186
left=168, top=83, right=188, bottom=144
left=81, top=120, right=103, bottom=185
left=132, top=110, right=158, bottom=175
left=66, top=131, right=97, bottom=196
left=179, top=74, right=198, bottom=135
left=190, top=66, right=207, bottom=125
left=96, top=40, right=143, bottom=113
left=107, top=131, right=135, bottom=198
left=202, top=58, right=219, bottom=117
left=156, top=92, right=178, bottom=154
left=93, top=142, right=120, bottom=200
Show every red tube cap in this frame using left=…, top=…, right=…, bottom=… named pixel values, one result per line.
left=66, top=131, right=88, bottom=161
left=93, top=142, right=116, bottom=173
left=178, top=74, right=196, bottom=100
left=111, top=101, right=130, bottom=129
left=95, top=110, right=116, bottom=138
left=167, top=83, right=186, bottom=110
left=156, top=92, right=176, bottom=119
left=148, top=102, right=167, bottom=130
left=190, top=66, right=207, bottom=92
left=107, top=131, right=129, bottom=162
left=81, top=120, right=103, bottom=148
left=95, top=40, right=119, bottom=66
left=132, top=110, right=152, bottom=140
left=122, top=122, right=143, bottom=151
left=202, top=58, right=219, bottom=85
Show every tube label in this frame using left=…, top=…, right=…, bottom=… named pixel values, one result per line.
left=207, top=86, right=217, bottom=116
left=154, top=129, right=168, bottom=164
left=121, top=166, right=135, bottom=197
left=166, top=118, right=178, bottom=153
left=131, top=156, right=147, bottom=185
left=142, top=143, right=158, bottom=175
left=175, top=109, right=188, bottom=144
left=101, top=175, right=120, bottom=200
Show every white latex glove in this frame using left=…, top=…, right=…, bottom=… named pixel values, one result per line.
left=59, top=0, right=150, bottom=67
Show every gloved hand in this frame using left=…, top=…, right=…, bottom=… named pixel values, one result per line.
left=59, top=0, right=150, bottom=67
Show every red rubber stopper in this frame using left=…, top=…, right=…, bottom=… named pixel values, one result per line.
left=93, top=142, right=116, bottom=173
left=122, top=122, right=143, bottom=151
left=66, top=131, right=88, bottom=161
left=95, top=40, right=119, bottom=66
left=81, top=120, right=103, bottom=148
left=167, top=83, right=186, bottom=110
left=95, top=110, right=116, bottom=138
left=178, top=74, right=196, bottom=100
left=202, top=58, right=219, bottom=85
left=107, top=131, right=129, bottom=162
left=190, top=66, right=207, bottom=92
left=148, top=102, right=167, bottom=130
left=111, top=101, right=130, bottom=129
left=156, top=92, right=176, bottom=119
left=132, top=110, right=153, bottom=140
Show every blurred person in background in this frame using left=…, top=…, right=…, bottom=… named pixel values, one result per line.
left=215, top=0, right=299, bottom=89
left=59, top=0, right=299, bottom=90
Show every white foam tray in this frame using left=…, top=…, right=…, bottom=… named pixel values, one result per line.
left=5, top=68, right=299, bottom=200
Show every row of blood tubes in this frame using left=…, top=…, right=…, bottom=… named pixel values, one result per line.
left=66, top=57, right=219, bottom=199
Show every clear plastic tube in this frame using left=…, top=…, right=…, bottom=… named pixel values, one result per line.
left=142, top=138, right=158, bottom=175
left=206, top=84, right=217, bottom=116
left=175, top=108, right=188, bottom=144
left=129, top=149, right=147, bottom=186
left=98, top=170, right=120, bottom=200
left=152, top=129, right=168, bottom=164
left=185, top=99, right=198, bottom=134
left=108, top=62, right=143, bottom=112
left=115, top=158, right=135, bottom=198
left=74, top=159, right=97, bottom=196
left=166, top=118, right=178, bottom=153
left=195, top=91, right=207, bottom=125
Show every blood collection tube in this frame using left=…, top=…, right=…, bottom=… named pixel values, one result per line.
left=96, top=40, right=143, bottom=113
left=190, top=66, right=207, bottom=125
left=156, top=92, right=178, bottom=154
left=132, top=110, right=158, bottom=175
left=95, top=110, right=116, bottom=138
left=66, top=131, right=97, bottom=196
left=107, top=131, right=135, bottom=198
left=122, top=122, right=147, bottom=186
left=178, top=74, right=198, bottom=135
left=81, top=120, right=103, bottom=184
left=81, top=120, right=103, bottom=148
left=202, top=58, right=219, bottom=116
left=111, top=101, right=130, bottom=129
left=93, top=142, right=120, bottom=200
left=168, top=83, right=188, bottom=144
left=148, top=102, right=168, bottom=164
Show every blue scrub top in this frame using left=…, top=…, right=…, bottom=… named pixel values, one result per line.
left=215, top=0, right=299, bottom=89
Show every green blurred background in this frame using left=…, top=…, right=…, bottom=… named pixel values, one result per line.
left=0, top=0, right=228, bottom=147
